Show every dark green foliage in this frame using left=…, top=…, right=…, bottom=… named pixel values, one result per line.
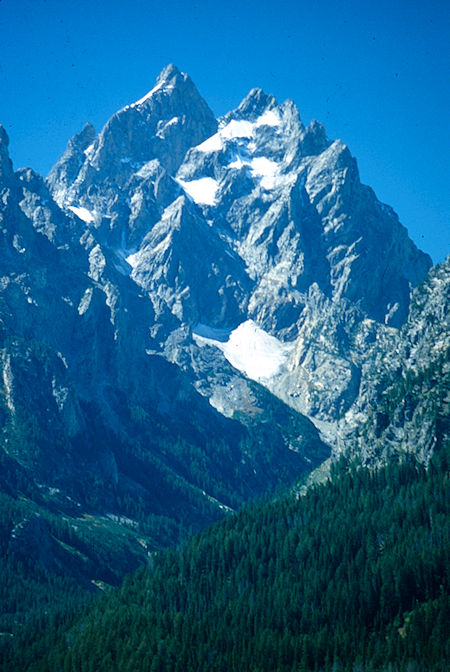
left=5, top=442, right=448, bottom=671
left=0, top=343, right=328, bottom=665
left=0, top=335, right=327, bottom=562
left=0, top=335, right=327, bottom=574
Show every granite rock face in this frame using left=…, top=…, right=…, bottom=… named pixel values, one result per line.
left=0, top=113, right=328, bottom=565
left=47, top=64, right=218, bottom=251
left=43, top=65, right=435, bottom=452
left=0, top=64, right=444, bottom=553
left=0, top=65, right=445, bottom=587
left=340, top=257, right=450, bottom=466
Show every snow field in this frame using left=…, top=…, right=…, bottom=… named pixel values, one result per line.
left=193, top=320, right=293, bottom=381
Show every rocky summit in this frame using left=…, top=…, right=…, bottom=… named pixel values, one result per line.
left=0, top=64, right=446, bottom=586
left=45, top=64, right=432, bottom=436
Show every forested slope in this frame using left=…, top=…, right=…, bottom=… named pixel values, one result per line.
left=3, top=440, right=448, bottom=672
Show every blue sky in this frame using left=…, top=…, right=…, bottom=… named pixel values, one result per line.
left=0, top=0, right=448, bottom=262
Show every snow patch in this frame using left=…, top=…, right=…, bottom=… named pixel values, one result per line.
left=84, top=143, right=95, bottom=159
left=196, top=133, right=224, bottom=153
left=250, top=157, right=279, bottom=189
left=220, top=119, right=255, bottom=139
left=126, top=252, right=141, bottom=269
left=227, top=155, right=280, bottom=190
left=196, top=109, right=280, bottom=155
left=129, top=81, right=175, bottom=107
left=177, top=177, right=219, bottom=206
left=193, top=319, right=294, bottom=381
left=68, top=205, right=95, bottom=224
left=255, top=109, right=281, bottom=127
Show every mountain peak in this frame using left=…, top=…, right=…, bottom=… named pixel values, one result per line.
left=157, top=63, right=182, bottom=83
left=234, top=87, right=278, bottom=120
left=47, top=65, right=218, bottom=199
left=70, top=122, right=96, bottom=149
left=46, top=122, right=96, bottom=201
left=131, top=64, right=192, bottom=108
left=301, top=119, right=330, bottom=155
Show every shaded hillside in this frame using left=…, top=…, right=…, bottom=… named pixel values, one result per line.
left=3, top=441, right=448, bottom=672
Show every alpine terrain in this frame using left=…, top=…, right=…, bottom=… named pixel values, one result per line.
left=0, top=65, right=448, bottom=670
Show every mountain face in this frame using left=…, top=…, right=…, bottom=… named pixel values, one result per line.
left=341, top=257, right=450, bottom=465
left=46, top=64, right=431, bottom=435
left=0, top=64, right=444, bottom=592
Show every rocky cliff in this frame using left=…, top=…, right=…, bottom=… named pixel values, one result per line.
left=0, top=65, right=443, bottom=588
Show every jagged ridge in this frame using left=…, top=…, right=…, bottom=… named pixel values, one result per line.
left=0, top=64, right=443, bottom=598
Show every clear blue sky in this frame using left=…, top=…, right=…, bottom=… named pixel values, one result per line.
left=0, top=0, right=448, bottom=262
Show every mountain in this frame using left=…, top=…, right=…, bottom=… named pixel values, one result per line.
left=0, top=63, right=444, bottom=608
left=4, top=428, right=449, bottom=672
left=46, top=64, right=431, bottom=442
left=0, top=62, right=448, bottom=671
left=0, top=67, right=333, bottom=592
